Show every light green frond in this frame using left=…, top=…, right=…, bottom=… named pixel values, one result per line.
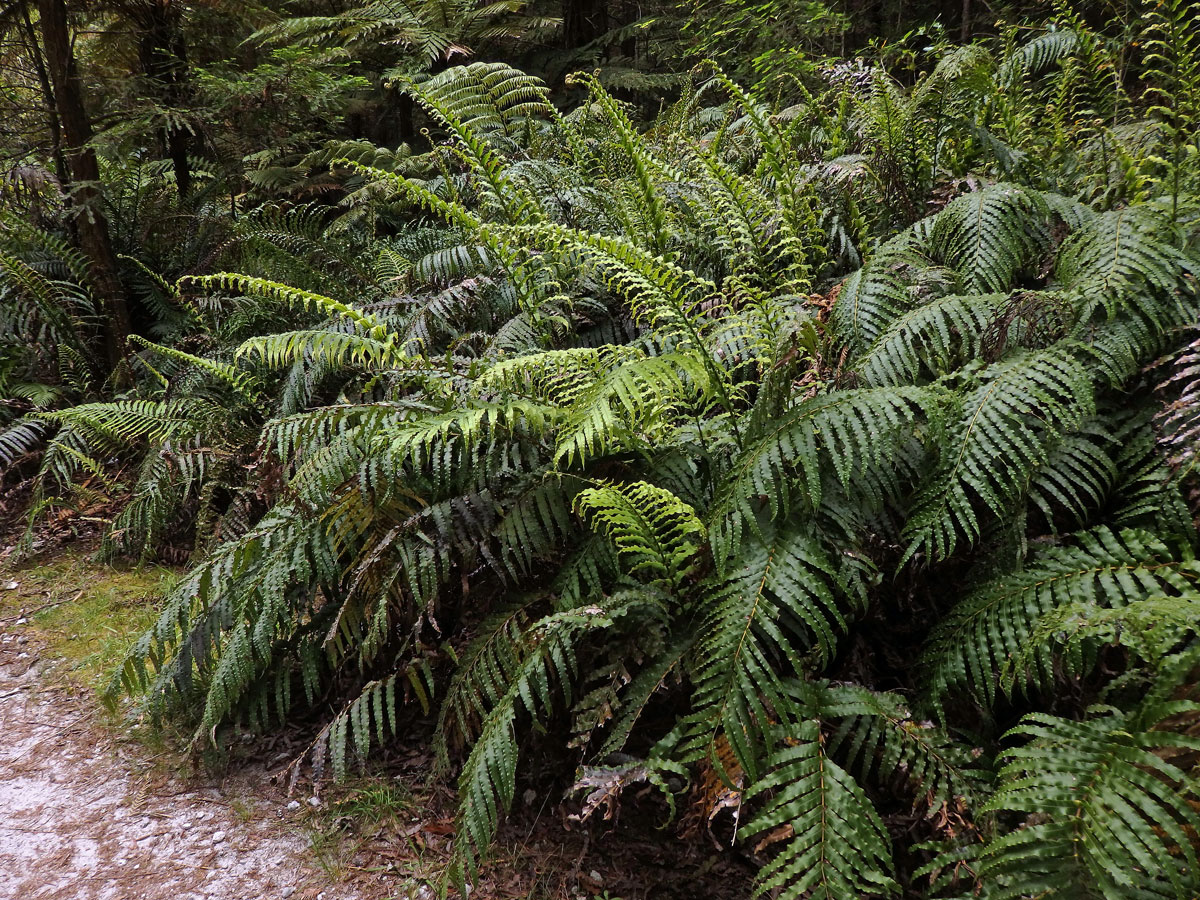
left=131, top=335, right=261, bottom=404
left=574, top=480, right=705, bottom=590
left=186, top=273, right=399, bottom=347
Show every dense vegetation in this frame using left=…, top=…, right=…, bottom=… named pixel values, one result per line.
left=3, top=0, right=1200, bottom=896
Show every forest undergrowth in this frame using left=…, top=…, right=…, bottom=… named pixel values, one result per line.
left=3, top=0, right=1200, bottom=896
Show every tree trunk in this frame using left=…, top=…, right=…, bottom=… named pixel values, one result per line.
left=20, top=3, right=70, bottom=194
left=134, top=0, right=192, bottom=199
left=37, top=0, right=130, bottom=376
left=563, top=0, right=607, bottom=50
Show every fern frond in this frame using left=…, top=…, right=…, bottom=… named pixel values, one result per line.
left=682, top=522, right=847, bottom=782
left=449, top=604, right=613, bottom=888
left=712, top=386, right=935, bottom=568
left=1001, top=592, right=1200, bottom=694
left=855, top=293, right=1002, bottom=386
left=575, top=481, right=705, bottom=590
left=903, top=347, right=1094, bottom=562
left=743, top=719, right=899, bottom=899
left=979, top=704, right=1200, bottom=899
left=921, top=527, right=1199, bottom=705
left=927, top=184, right=1052, bottom=293
left=812, top=682, right=988, bottom=813
left=130, top=335, right=261, bottom=404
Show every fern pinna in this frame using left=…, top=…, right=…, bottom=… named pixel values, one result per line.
left=83, top=51, right=1200, bottom=900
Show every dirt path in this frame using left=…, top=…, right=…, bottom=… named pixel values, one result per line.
left=0, top=624, right=362, bottom=900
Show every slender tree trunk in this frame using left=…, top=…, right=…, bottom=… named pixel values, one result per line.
left=20, top=3, right=70, bottom=193
left=135, top=0, right=192, bottom=199
left=37, top=0, right=130, bottom=375
left=563, top=0, right=607, bottom=49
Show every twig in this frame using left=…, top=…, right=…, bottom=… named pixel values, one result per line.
left=0, top=589, right=84, bottom=626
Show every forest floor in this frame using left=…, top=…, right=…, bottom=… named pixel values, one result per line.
left=0, top=537, right=754, bottom=900
left=0, top=545, right=367, bottom=900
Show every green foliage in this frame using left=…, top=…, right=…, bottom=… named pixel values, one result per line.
left=744, top=719, right=899, bottom=899
left=903, top=347, right=1095, bottom=562
left=575, top=480, right=705, bottom=589
left=978, top=695, right=1200, bottom=898
left=922, top=526, right=1200, bottom=705
left=8, top=9, right=1200, bottom=899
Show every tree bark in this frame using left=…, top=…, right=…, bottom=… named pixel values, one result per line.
left=563, top=0, right=607, bottom=50
left=20, top=3, right=70, bottom=194
left=37, top=0, right=130, bottom=375
left=133, top=0, right=192, bottom=199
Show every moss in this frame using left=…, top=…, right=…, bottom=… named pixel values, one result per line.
left=0, top=547, right=177, bottom=692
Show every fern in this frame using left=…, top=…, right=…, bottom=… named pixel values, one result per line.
left=711, top=386, right=934, bottom=567
left=855, top=292, right=1002, bottom=386
left=743, top=719, right=899, bottom=899
left=903, top=347, right=1095, bottom=562
left=77, top=50, right=1200, bottom=900
left=448, top=604, right=614, bottom=888
left=921, top=526, right=1200, bottom=705
left=681, top=522, right=849, bottom=782
left=574, top=480, right=705, bottom=590
left=928, top=184, right=1052, bottom=293
left=978, top=699, right=1200, bottom=899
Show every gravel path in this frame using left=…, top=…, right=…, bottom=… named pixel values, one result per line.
left=0, top=626, right=358, bottom=900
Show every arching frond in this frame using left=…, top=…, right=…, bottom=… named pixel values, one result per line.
left=903, top=348, right=1094, bottom=562
left=921, top=527, right=1199, bottom=705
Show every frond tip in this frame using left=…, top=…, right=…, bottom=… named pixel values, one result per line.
left=744, top=720, right=899, bottom=899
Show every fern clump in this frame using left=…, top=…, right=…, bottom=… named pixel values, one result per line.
left=8, top=31, right=1193, bottom=900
